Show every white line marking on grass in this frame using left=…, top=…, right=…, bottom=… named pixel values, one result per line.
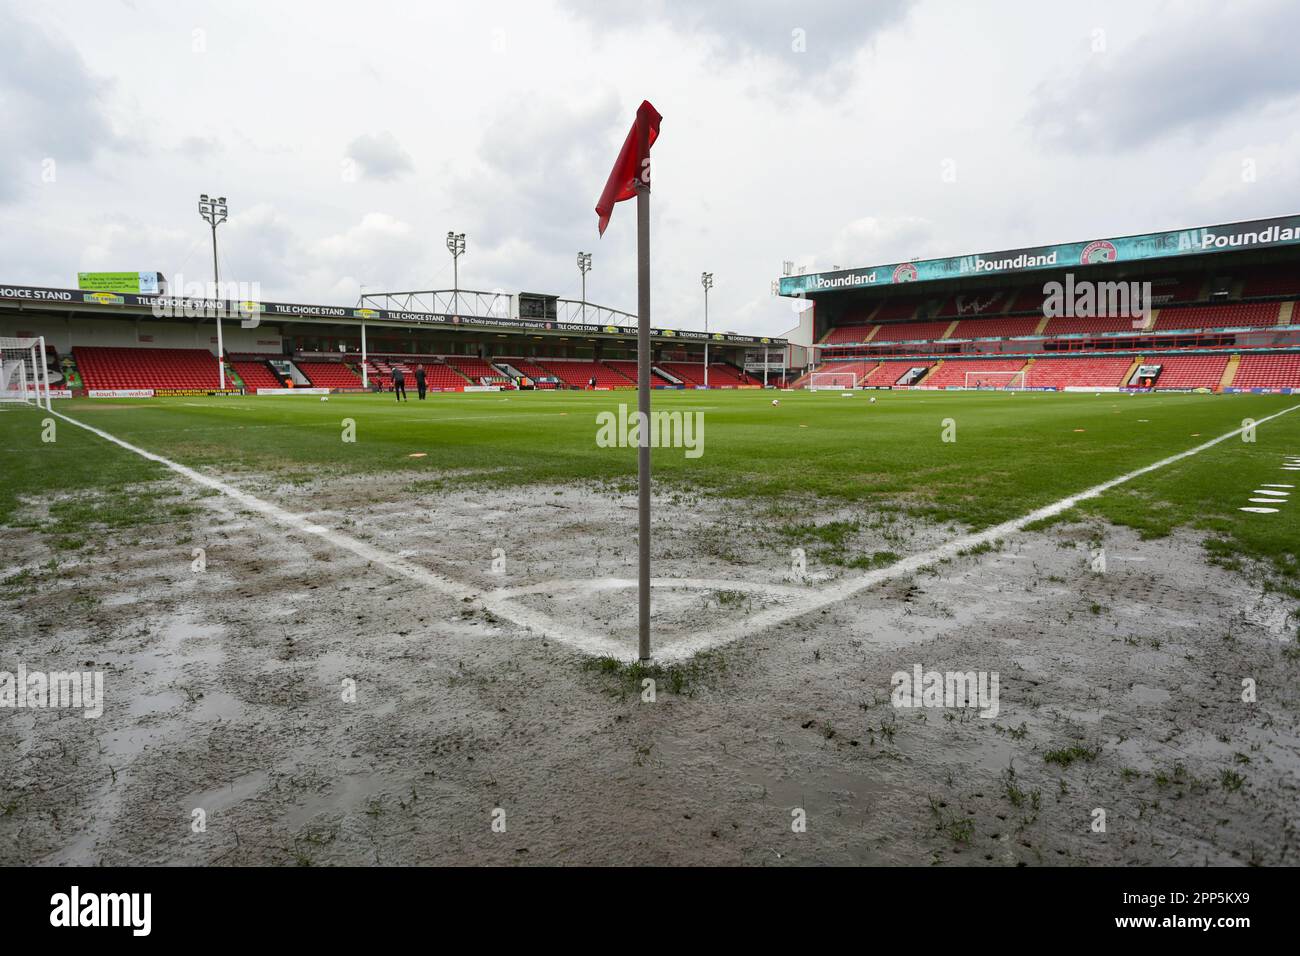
left=49, top=403, right=1300, bottom=664
left=653, top=402, right=1300, bottom=662
left=50, top=408, right=624, bottom=659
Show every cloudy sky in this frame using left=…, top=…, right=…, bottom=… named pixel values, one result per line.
left=3, top=0, right=1300, bottom=337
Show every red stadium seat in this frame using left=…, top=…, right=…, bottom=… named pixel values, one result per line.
left=74, top=346, right=222, bottom=390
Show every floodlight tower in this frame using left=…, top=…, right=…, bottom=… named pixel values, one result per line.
left=446, top=231, right=466, bottom=314
left=577, top=251, right=592, bottom=325
left=198, top=193, right=229, bottom=389
left=701, top=271, right=714, bottom=387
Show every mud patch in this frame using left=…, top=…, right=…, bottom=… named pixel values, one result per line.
left=1, top=471, right=1297, bottom=865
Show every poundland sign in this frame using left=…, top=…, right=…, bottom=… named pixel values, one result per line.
left=780, top=214, right=1300, bottom=295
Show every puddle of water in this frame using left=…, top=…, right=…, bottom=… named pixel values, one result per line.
left=184, top=769, right=271, bottom=815
left=1129, top=684, right=1172, bottom=706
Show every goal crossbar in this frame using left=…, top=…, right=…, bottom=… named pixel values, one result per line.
left=808, top=370, right=858, bottom=391
left=963, top=370, right=1027, bottom=390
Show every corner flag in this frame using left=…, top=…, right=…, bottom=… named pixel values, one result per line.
left=595, top=100, right=662, bottom=237
left=595, top=99, right=661, bottom=661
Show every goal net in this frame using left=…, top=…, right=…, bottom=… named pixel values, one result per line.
left=964, top=370, right=1027, bottom=391
left=808, top=370, right=858, bottom=391
left=0, top=336, right=51, bottom=408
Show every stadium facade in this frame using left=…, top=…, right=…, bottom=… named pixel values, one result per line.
left=782, top=214, right=1300, bottom=393
left=0, top=282, right=789, bottom=397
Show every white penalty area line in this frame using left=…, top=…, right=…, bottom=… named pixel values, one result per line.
left=45, top=403, right=1300, bottom=664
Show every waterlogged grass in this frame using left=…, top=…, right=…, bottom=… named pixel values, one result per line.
left=579, top=652, right=727, bottom=697
left=1, top=390, right=1297, bottom=585
left=0, top=408, right=162, bottom=527
left=1044, top=744, right=1102, bottom=768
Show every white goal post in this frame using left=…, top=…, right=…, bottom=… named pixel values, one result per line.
left=964, top=370, right=1027, bottom=390
left=808, top=370, right=859, bottom=391
left=0, top=336, right=52, bottom=409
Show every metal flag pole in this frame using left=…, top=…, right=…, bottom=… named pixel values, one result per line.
left=636, top=131, right=652, bottom=662
left=595, top=99, right=660, bottom=661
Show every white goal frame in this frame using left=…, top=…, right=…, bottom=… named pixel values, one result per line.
left=0, top=336, right=52, bottom=409
left=808, top=371, right=858, bottom=391
left=964, top=370, right=1027, bottom=391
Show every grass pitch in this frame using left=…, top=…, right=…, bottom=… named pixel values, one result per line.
left=4, top=388, right=1300, bottom=867
left=3, top=388, right=1298, bottom=592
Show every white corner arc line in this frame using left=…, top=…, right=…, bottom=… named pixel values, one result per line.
left=48, top=403, right=1300, bottom=664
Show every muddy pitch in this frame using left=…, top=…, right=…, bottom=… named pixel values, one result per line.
left=1, top=472, right=1297, bottom=865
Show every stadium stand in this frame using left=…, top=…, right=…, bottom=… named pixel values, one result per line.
left=823, top=323, right=876, bottom=345
left=871, top=320, right=954, bottom=343
left=361, top=357, right=466, bottom=389
left=1146, top=354, right=1229, bottom=389
left=863, top=359, right=934, bottom=386
left=1148, top=275, right=1206, bottom=304
left=658, top=362, right=709, bottom=385
left=1155, top=302, right=1281, bottom=330
left=807, top=361, right=875, bottom=385
left=296, top=360, right=363, bottom=389
left=1002, top=287, right=1044, bottom=313
left=1041, top=313, right=1144, bottom=335
left=74, top=346, right=220, bottom=390
left=699, top=363, right=758, bottom=386
left=499, top=357, right=562, bottom=388
left=936, top=290, right=1007, bottom=317
left=1025, top=356, right=1134, bottom=389
left=656, top=362, right=757, bottom=387
left=1226, top=352, right=1300, bottom=388
left=538, top=359, right=633, bottom=388
left=445, top=355, right=505, bottom=384
left=229, top=359, right=281, bottom=391
left=919, top=358, right=1027, bottom=388
left=360, top=359, right=392, bottom=388
left=1241, top=267, right=1300, bottom=298
left=871, top=298, right=923, bottom=322
left=950, top=315, right=1044, bottom=339
left=603, top=360, right=673, bottom=386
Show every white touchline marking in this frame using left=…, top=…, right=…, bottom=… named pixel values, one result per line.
left=50, top=403, right=1300, bottom=664
left=49, top=408, right=646, bottom=660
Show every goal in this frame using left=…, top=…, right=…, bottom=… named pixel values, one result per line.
left=808, top=370, right=858, bottom=391
left=0, top=336, right=52, bottom=409
left=964, top=370, right=1027, bottom=391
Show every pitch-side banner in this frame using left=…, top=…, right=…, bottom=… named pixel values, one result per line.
left=779, top=214, right=1300, bottom=295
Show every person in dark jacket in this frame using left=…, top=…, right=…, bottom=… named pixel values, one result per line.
left=415, top=363, right=427, bottom=400
left=392, top=365, right=407, bottom=401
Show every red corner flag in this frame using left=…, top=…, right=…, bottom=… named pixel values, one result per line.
left=595, top=100, right=662, bottom=236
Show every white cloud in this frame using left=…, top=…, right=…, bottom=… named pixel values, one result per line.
left=344, top=132, right=415, bottom=182
left=4, top=0, right=1300, bottom=339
